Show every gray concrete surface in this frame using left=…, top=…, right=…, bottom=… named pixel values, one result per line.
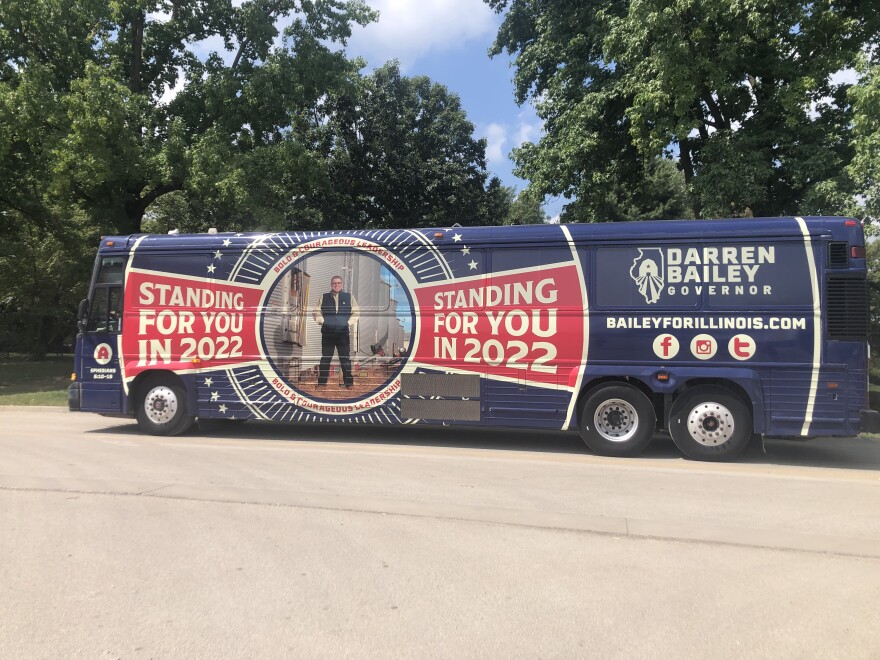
left=1, top=407, right=879, bottom=658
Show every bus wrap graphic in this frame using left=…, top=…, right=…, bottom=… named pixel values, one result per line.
left=122, top=227, right=586, bottom=422
left=121, top=270, right=264, bottom=380
left=411, top=264, right=585, bottom=386
left=630, top=248, right=665, bottom=304
left=73, top=216, right=879, bottom=451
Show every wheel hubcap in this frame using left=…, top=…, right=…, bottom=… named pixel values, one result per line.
left=687, top=402, right=734, bottom=446
left=594, top=399, right=639, bottom=442
left=144, top=386, right=178, bottom=425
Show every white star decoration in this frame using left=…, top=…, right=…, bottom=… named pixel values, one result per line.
left=218, top=404, right=227, bottom=414
left=468, top=260, right=478, bottom=270
left=210, top=391, right=219, bottom=402
left=461, top=246, right=470, bottom=255
left=207, top=264, right=216, bottom=274
left=204, top=377, right=213, bottom=387
left=222, top=238, right=231, bottom=246
left=452, top=233, right=462, bottom=242
left=214, top=250, right=222, bottom=259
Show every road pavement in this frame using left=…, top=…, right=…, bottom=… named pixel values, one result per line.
left=1, top=407, right=879, bottom=658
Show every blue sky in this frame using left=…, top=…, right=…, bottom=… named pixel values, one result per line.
left=343, top=0, right=563, bottom=219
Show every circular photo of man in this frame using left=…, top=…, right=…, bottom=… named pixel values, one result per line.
left=261, top=250, right=413, bottom=401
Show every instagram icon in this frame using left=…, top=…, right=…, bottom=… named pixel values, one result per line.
left=690, top=334, right=717, bottom=360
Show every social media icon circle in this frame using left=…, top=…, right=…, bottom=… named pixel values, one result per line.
left=690, top=334, right=717, bottom=360
left=94, top=343, right=113, bottom=365
left=728, top=334, right=756, bottom=361
left=653, top=334, right=679, bottom=359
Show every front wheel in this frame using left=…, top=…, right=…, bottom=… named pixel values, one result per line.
left=136, top=378, right=195, bottom=436
left=668, top=386, right=752, bottom=461
left=579, top=384, right=656, bottom=457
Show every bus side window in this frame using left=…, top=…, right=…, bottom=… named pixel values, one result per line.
left=87, top=257, right=124, bottom=332
left=107, top=286, right=122, bottom=332
left=87, top=288, right=109, bottom=332
left=97, top=257, right=124, bottom=284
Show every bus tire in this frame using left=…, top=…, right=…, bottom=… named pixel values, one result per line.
left=579, top=384, right=656, bottom=457
left=136, top=377, right=194, bottom=436
left=668, top=386, right=751, bottom=461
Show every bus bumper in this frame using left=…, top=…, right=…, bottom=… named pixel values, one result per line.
left=860, top=409, right=880, bottom=434
left=68, top=382, right=81, bottom=412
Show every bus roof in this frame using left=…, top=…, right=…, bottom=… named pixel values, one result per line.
left=98, top=216, right=858, bottom=252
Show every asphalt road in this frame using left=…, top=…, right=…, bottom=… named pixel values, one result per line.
left=1, top=407, right=879, bottom=658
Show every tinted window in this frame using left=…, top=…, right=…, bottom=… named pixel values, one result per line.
left=97, top=257, right=125, bottom=285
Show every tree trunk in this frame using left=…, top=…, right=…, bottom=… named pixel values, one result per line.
left=123, top=184, right=180, bottom=234
left=130, top=11, right=144, bottom=93
left=678, top=139, right=702, bottom=218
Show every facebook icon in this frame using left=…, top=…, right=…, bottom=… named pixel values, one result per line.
left=653, top=334, right=680, bottom=360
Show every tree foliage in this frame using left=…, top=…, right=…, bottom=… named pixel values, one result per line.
left=1, top=2, right=511, bottom=355
left=487, top=0, right=880, bottom=221
left=304, top=61, right=503, bottom=229
left=849, top=58, right=880, bottom=224
left=559, top=157, right=693, bottom=223
left=504, top=189, right=548, bottom=225
left=1, top=0, right=376, bottom=236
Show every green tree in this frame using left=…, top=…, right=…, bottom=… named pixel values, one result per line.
left=849, top=58, right=880, bottom=224
left=0, top=0, right=374, bottom=355
left=505, top=190, right=547, bottom=225
left=0, top=0, right=375, bottom=236
left=866, top=239, right=880, bottom=352
left=487, top=0, right=879, bottom=220
left=560, top=158, right=693, bottom=223
left=305, top=61, right=500, bottom=229
left=484, top=176, right=516, bottom=226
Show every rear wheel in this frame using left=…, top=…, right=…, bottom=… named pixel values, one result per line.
left=668, top=386, right=751, bottom=461
left=579, top=384, right=656, bottom=457
left=136, top=377, right=194, bottom=436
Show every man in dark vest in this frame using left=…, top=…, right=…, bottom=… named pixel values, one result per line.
left=313, top=275, right=359, bottom=388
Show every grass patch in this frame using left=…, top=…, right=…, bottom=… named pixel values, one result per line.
left=0, top=356, right=73, bottom=406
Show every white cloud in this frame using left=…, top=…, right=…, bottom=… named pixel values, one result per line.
left=190, top=34, right=235, bottom=65
left=483, top=123, right=508, bottom=165
left=347, top=0, right=498, bottom=68
left=482, top=113, right=541, bottom=166
left=830, top=67, right=860, bottom=86
left=158, top=68, right=186, bottom=105
left=513, top=114, right=539, bottom=147
left=147, top=10, right=171, bottom=23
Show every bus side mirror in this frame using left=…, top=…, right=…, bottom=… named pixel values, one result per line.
left=77, top=298, right=89, bottom=333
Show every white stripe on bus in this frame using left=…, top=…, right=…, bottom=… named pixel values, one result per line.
left=795, top=216, right=821, bottom=435
left=560, top=225, right=589, bottom=430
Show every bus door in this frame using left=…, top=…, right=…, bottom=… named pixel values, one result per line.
left=78, top=254, right=125, bottom=412
left=483, top=246, right=572, bottom=428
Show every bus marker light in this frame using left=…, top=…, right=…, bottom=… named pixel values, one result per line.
left=826, top=382, right=838, bottom=389
left=851, top=246, right=866, bottom=258
left=434, top=232, right=444, bottom=239
left=656, top=372, right=669, bottom=382
left=70, top=373, right=76, bottom=381
left=191, top=358, right=202, bottom=366
left=844, top=220, right=858, bottom=227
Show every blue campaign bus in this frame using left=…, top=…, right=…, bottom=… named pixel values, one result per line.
left=68, top=216, right=880, bottom=461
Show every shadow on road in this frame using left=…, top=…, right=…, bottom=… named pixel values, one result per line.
left=88, top=418, right=880, bottom=471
